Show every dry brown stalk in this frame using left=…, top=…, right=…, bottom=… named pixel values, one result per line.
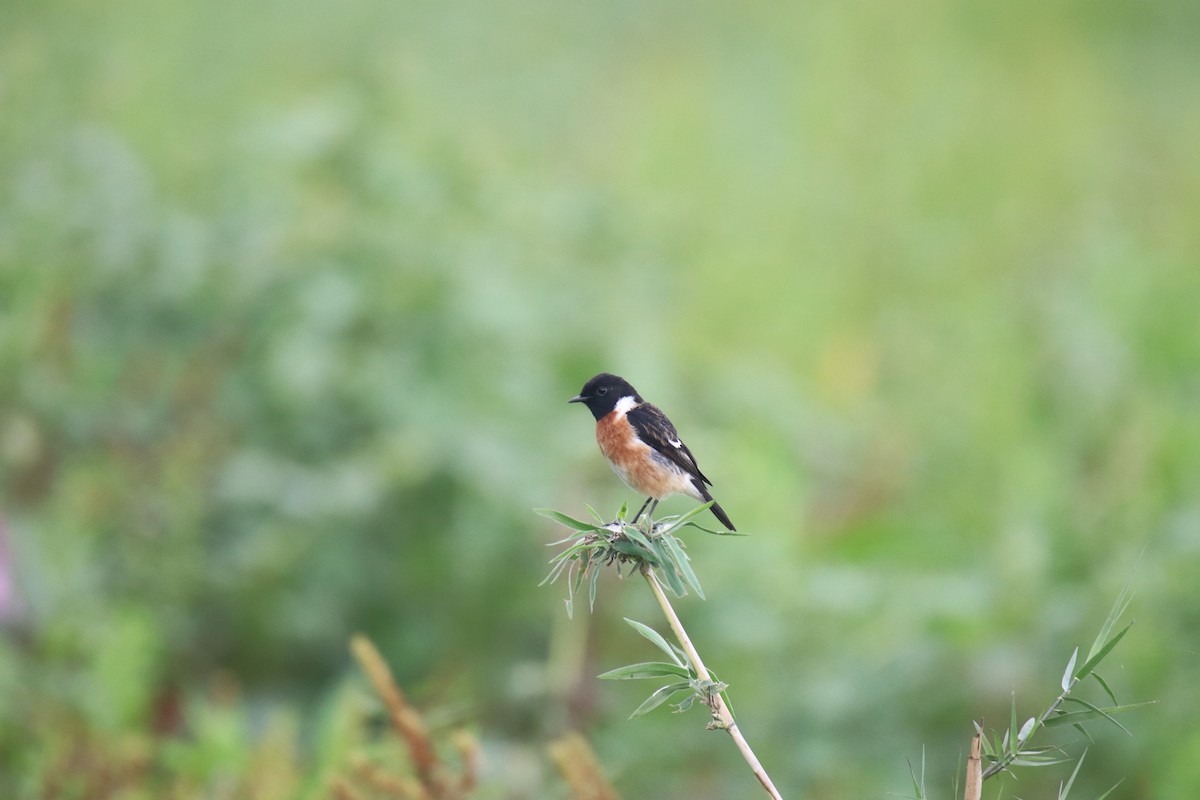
left=350, top=634, right=449, bottom=797
left=549, top=732, right=621, bottom=800
left=964, top=733, right=982, bottom=800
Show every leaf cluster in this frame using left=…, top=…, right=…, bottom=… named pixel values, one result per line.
left=976, top=582, right=1151, bottom=790
left=597, top=618, right=732, bottom=722
left=536, top=502, right=740, bottom=617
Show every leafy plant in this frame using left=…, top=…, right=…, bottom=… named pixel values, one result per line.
left=540, top=504, right=780, bottom=799
left=906, top=582, right=1152, bottom=800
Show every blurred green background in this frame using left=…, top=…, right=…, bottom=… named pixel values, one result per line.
left=2, top=0, right=1198, bottom=797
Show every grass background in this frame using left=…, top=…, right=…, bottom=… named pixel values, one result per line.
left=2, top=0, right=1198, bottom=797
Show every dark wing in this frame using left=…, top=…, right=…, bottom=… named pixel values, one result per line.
left=626, top=403, right=713, bottom=486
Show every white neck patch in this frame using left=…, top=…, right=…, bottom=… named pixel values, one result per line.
left=614, top=395, right=639, bottom=416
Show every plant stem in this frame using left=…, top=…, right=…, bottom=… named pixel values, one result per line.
left=964, top=733, right=982, bottom=800
left=641, top=566, right=785, bottom=800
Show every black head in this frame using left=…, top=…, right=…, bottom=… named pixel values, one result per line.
left=569, top=373, right=641, bottom=420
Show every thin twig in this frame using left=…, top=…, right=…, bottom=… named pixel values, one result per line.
left=641, top=566, right=785, bottom=800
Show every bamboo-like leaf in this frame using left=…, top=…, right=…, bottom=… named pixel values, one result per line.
left=610, top=539, right=654, bottom=562
left=906, top=757, right=925, bottom=800
left=1043, top=701, right=1155, bottom=730
left=621, top=522, right=653, bottom=550
left=991, top=731, right=1006, bottom=762
left=651, top=538, right=686, bottom=596
left=978, top=730, right=996, bottom=759
left=1091, top=672, right=1118, bottom=706
left=1086, top=582, right=1134, bottom=664
left=539, top=555, right=572, bottom=587
left=1075, top=622, right=1133, bottom=682
left=1009, top=694, right=1019, bottom=755
left=629, top=681, right=691, bottom=719
left=1073, top=722, right=1094, bottom=743
left=683, top=520, right=749, bottom=536
left=663, top=534, right=705, bottom=599
left=545, top=531, right=589, bottom=547
left=535, top=508, right=602, bottom=531
left=1092, top=780, right=1124, bottom=800
left=1058, top=749, right=1087, bottom=799
left=1017, top=716, right=1037, bottom=744
left=624, top=618, right=684, bottom=665
left=588, top=559, right=600, bottom=612
left=655, top=501, right=715, bottom=537
left=598, top=661, right=692, bottom=680
left=1012, top=755, right=1070, bottom=768
left=1062, top=647, right=1079, bottom=691
left=583, top=504, right=605, bottom=523
left=1060, top=697, right=1133, bottom=735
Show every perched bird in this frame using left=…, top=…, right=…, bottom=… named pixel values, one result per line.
left=569, top=372, right=736, bottom=531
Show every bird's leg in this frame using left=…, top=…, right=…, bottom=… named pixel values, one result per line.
left=630, top=496, right=654, bottom=525
left=646, top=499, right=660, bottom=526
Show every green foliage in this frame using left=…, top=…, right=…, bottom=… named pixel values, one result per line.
left=597, top=617, right=730, bottom=721
left=538, top=502, right=733, bottom=615
left=1, top=0, right=1197, bottom=796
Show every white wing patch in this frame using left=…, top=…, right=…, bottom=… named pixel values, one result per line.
left=668, top=437, right=683, bottom=449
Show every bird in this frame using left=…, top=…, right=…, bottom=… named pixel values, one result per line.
left=569, top=372, right=736, bottom=531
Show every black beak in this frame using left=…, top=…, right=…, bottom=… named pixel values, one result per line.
left=568, top=394, right=586, bottom=404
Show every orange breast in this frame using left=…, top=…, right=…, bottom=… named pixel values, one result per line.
left=595, top=411, right=701, bottom=500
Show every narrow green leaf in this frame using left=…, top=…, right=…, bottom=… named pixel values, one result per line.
left=610, top=539, right=654, bottom=561
left=651, top=538, right=686, bottom=596
left=1043, top=701, right=1155, bottom=729
left=1009, top=693, right=1019, bottom=755
left=663, top=534, right=705, bottom=600
left=1058, top=749, right=1087, bottom=800
left=539, top=558, right=569, bottom=588
left=1087, top=582, right=1134, bottom=664
left=906, top=755, right=925, bottom=800
left=1075, top=621, right=1133, bottom=682
left=629, top=681, right=691, bottom=719
left=535, top=508, right=602, bottom=531
left=624, top=618, right=684, bottom=665
left=655, top=501, right=715, bottom=537
left=1061, top=697, right=1133, bottom=735
left=1017, top=716, right=1037, bottom=744
left=1012, top=756, right=1070, bottom=768
left=545, top=531, right=588, bottom=547
left=620, top=522, right=652, bottom=550
left=588, top=560, right=601, bottom=612
left=1062, top=647, right=1079, bottom=692
left=683, top=520, right=749, bottom=536
left=1073, top=722, right=1094, bottom=743
left=1091, top=672, right=1118, bottom=706
left=978, top=731, right=996, bottom=759
left=598, top=661, right=691, bottom=680
left=1092, top=779, right=1124, bottom=800
left=583, top=504, right=605, bottom=523
left=991, top=731, right=1006, bottom=761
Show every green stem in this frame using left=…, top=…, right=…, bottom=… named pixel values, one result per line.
left=641, top=566, right=785, bottom=800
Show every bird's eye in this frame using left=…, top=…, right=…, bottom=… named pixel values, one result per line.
left=597, top=387, right=608, bottom=396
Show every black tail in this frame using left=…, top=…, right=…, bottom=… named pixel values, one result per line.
left=697, top=483, right=736, bottom=531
